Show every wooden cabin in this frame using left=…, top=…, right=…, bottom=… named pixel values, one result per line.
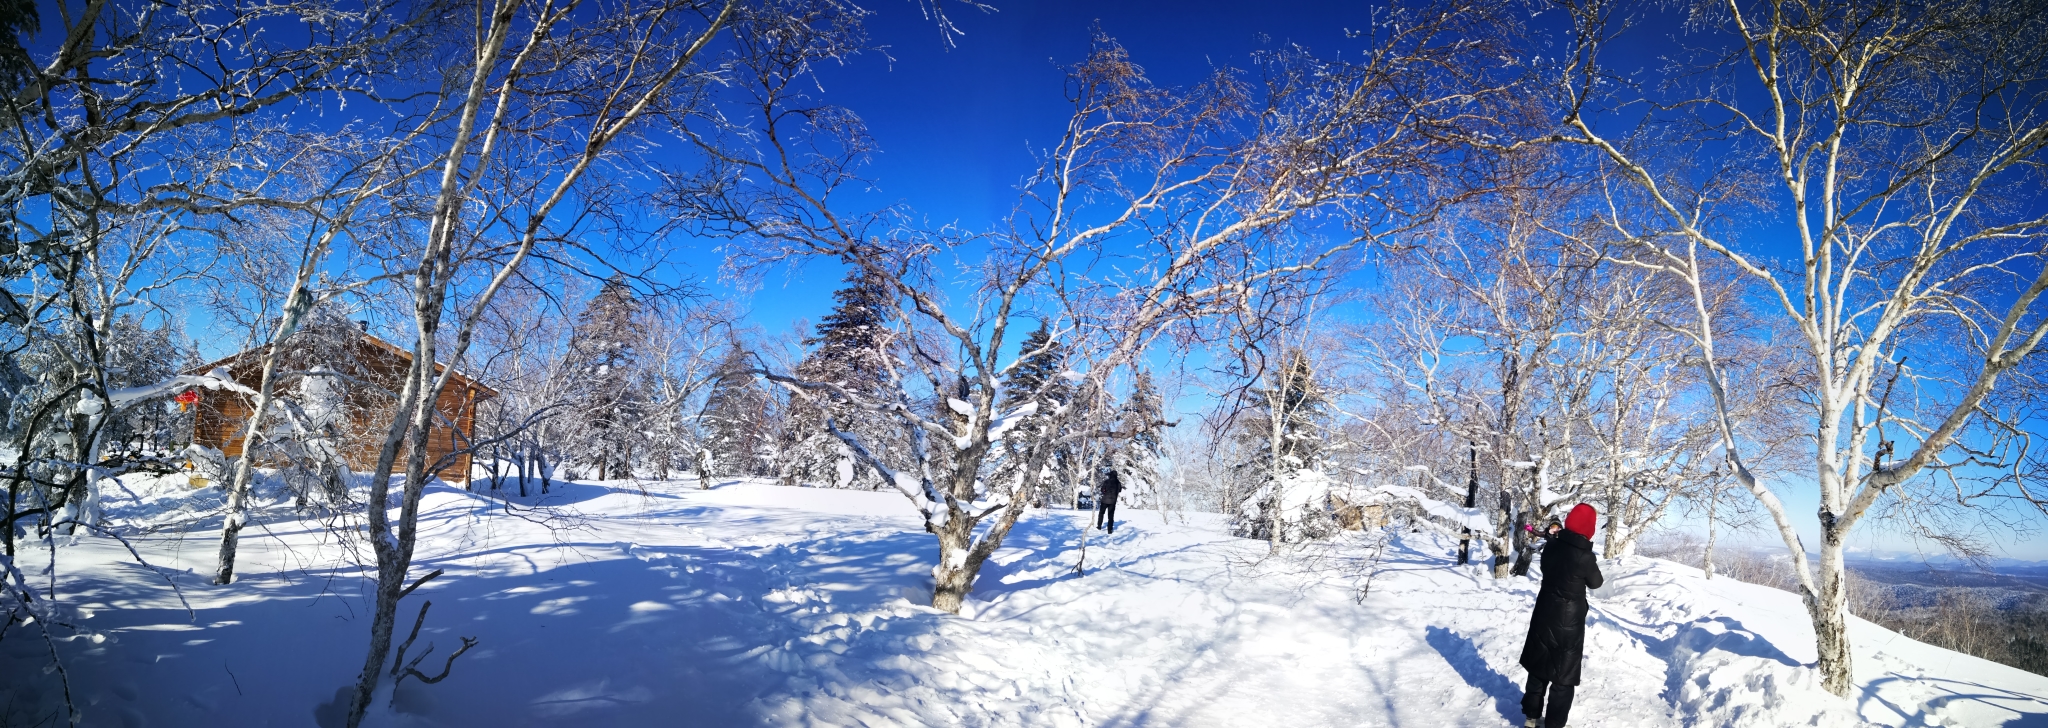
left=188, top=332, right=497, bottom=483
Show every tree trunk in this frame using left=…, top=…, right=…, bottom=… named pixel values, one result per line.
left=486, top=443, right=501, bottom=491
left=1509, top=509, right=1533, bottom=576
left=1703, top=490, right=1717, bottom=580
left=346, top=354, right=434, bottom=728
left=1459, top=442, right=1477, bottom=565
left=348, top=556, right=406, bottom=724
left=1602, top=467, right=1622, bottom=559
left=214, top=459, right=256, bottom=584
left=215, top=355, right=287, bottom=584
left=324, top=463, right=349, bottom=505
left=516, top=444, right=529, bottom=497
left=930, top=514, right=976, bottom=613
left=1491, top=484, right=1515, bottom=578
left=1811, top=535, right=1854, bottom=695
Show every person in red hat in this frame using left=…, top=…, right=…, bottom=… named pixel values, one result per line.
left=1516, top=503, right=1604, bottom=728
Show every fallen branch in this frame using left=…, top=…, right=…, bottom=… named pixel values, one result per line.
left=398, top=635, right=479, bottom=685
left=387, top=597, right=478, bottom=688
left=389, top=600, right=433, bottom=678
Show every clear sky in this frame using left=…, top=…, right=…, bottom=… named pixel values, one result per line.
left=721, top=0, right=1399, bottom=329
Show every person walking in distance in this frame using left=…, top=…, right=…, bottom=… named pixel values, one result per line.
left=1517, top=503, right=1604, bottom=728
left=1095, top=470, right=1124, bottom=534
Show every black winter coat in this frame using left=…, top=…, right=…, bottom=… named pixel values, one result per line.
left=1517, top=529, right=1604, bottom=686
left=1099, top=476, right=1123, bottom=503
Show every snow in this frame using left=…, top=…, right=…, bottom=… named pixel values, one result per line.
left=9, top=478, right=2048, bottom=727
left=1357, top=482, right=1493, bottom=531
left=983, top=400, right=1037, bottom=444
left=105, top=369, right=257, bottom=408
left=1238, top=468, right=1339, bottom=541
left=832, top=446, right=855, bottom=489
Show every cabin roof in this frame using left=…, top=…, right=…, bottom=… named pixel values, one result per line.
left=189, top=332, right=500, bottom=399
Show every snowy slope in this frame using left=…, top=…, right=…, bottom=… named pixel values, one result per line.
left=5, top=478, right=2047, bottom=727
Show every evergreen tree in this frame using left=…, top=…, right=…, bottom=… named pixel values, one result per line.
left=699, top=341, right=772, bottom=479
left=98, top=315, right=189, bottom=459
left=565, top=276, right=648, bottom=480
left=778, top=265, right=907, bottom=489
left=1232, top=350, right=1333, bottom=541
left=1111, top=369, right=1166, bottom=509
left=991, top=322, right=1073, bottom=507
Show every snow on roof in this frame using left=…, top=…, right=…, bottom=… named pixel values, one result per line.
left=187, top=332, right=499, bottom=399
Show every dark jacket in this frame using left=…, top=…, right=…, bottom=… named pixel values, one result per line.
left=1099, top=473, right=1123, bottom=502
left=1517, top=529, right=1604, bottom=685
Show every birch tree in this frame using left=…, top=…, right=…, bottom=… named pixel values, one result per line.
left=1550, top=0, right=2048, bottom=695
left=341, top=0, right=748, bottom=722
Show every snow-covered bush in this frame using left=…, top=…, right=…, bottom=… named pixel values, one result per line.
left=1234, top=469, right=1339, bottom=543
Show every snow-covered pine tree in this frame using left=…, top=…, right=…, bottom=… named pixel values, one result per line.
left=98, top=315, right=194, bottom=461
left=1233, top=350, right=1335, bottom=542
left=990, top=322, right=1073, bottom=507
left=1111, top=369, right=1166, bottom=509
left=565, top=276, right=650, bottom=480
left=778, top=265, right=907, bottom=489
left=699, top=341, right=772, bottom=481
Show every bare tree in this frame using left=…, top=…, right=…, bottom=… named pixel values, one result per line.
left=340, top=0, right=747, bottom=723
left=689, top=0, right=1525, bottom=612
left=641, top=300, right=744, bottom=482
left=209, top=134, right=434, bottom=585
left=1549, top=0, right=2048, bottom=695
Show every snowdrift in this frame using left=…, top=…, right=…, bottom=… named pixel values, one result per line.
left=4, top=479, right=2045, bottom=727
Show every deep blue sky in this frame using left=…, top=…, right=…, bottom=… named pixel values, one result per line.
left=729, top=0, right=1398, bottom=329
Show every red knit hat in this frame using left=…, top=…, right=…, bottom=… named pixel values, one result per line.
left=1565, top=503, right=1597, bottom=539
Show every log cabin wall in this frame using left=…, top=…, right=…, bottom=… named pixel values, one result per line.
left=188, top=333, right=495, bottom=484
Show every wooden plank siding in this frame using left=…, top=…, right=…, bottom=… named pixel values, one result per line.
left=187, top=333, right=496, bottom=484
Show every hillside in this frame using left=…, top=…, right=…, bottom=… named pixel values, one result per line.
left=4, top=478, right=2046, bottom=727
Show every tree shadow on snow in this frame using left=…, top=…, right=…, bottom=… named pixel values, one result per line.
left=1860, top=673, right=2048, bottom=728
left=968, top=510, right=1224, bottom=616
left=1424, top=625, right=1525, bottom=724
left=20, top=506, right=966, bottom=728
left=466, top=478, right=623, bottom=507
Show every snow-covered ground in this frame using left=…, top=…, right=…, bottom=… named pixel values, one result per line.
left=7, top=478, right=2047, bottom=727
